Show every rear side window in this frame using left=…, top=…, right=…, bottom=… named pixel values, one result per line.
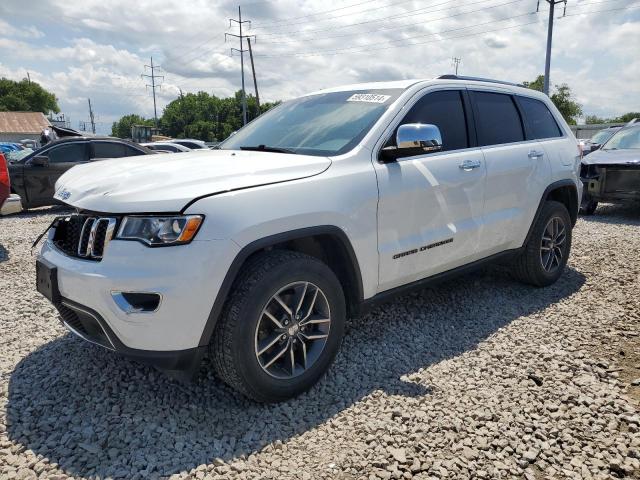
left=401, top=90, right=469, bottom=151
left=93, top=142, right=127, bottom=159
left=518, top=96, right=562, bottom=139
left=125, top=145, right=145, bottom=156
left=47, top=143, right=87, bottom=164
left=472, top=92, right=524, bottom=146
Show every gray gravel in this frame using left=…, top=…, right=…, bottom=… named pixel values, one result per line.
left=0, top=204, right=639, bottom=480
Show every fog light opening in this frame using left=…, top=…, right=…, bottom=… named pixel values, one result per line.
left=112, top=292, right=161, bottom=314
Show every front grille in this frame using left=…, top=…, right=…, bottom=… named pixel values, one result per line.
left=52, top=214, right=118, bottom=261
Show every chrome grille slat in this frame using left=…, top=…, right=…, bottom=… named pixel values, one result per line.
left=53, top=214, right=118, bottom=261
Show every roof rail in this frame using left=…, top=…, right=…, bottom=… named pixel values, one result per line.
left=437, top=74, right=525, bottom=88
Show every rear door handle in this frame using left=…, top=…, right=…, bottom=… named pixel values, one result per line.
left=458, top=159, right=481, bottom=170
left=528, top=150, right=544, bottom=159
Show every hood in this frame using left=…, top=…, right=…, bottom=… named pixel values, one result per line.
left=54, top=150, right=331, bottom=213
left=582, top=148, right=640, bottom=166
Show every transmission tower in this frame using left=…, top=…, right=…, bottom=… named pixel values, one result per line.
left=226, top=6, right=255, bottom=126
left=142, top=57, right=164, bottom=127
left=87, top=98, right=96, bottom=134
left=451, top=57, right=461, bottom=75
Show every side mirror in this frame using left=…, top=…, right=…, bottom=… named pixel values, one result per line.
left=380, top=123, right=443, bottom=161
left=31, top=155, right=49, bottom=167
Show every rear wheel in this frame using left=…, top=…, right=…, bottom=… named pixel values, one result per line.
left=211, top=250, right=346, bottom=402
left=512, top=200, right=572, bottom=287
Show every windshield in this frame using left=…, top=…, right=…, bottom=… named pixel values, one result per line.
left=219, top=89, right=403, bottom=157
left=590, top=129, right=616, bottom=144
left=603, top=125, right=640, bottom=150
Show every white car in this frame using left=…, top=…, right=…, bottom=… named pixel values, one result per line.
left=171, top=138, right=207, bottom=150
left=141, top=142, right=192, bottom=153
left=36, top=75, right=582, bottom=402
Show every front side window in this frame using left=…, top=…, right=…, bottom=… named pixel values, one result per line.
left=399, top=90, right=469, bottom=151
left=219, top=89, right=403, bottom=157
left=518, top=96, right=562, bottom=140
left=473, top=92, right=524, bottom=146
left=47, top=143, right=87, bottom=163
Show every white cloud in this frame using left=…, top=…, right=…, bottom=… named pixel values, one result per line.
left=0, top=0, right=638, bottom=133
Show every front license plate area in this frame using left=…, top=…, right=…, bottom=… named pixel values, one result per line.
left=36, top=258, right=60, bottom=304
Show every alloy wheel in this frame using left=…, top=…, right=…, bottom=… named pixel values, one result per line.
left=254, top=281, right=331, bottom=379
left=540, top=216, right=566, bottom=273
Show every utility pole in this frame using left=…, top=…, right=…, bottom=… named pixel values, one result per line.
left=247, top=37, right=260, bottom=116
left=539, top=0, right=567, bottom=95
left=226, top=7, right=255, bottom=126
left=87, top=98, right=96, bottom=134
left=451, top=57, right=461, bottom=75
left=26, top=72, right=31, bottom=84
left=142, top=57, right=164, bottom=128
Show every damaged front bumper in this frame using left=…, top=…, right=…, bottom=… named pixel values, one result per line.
left=580, top=163, right=640, bottom=203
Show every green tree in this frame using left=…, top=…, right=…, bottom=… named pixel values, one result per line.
left=585, top=115, right=606, bottom=124
left=111, top=114, right=153, bottom=138
left=159, top=90, right=279, bottom=141
left=523, top=75, right=582, bottom=125
left=614, top=112, right=640, bottom=123
left=0, top=77, right=59, bottom=114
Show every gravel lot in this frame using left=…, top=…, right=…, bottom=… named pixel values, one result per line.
left=0, top=205, right=639, bottom=480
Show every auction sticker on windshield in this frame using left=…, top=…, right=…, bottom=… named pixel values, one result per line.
left=346, top=93, right=391, bottom=103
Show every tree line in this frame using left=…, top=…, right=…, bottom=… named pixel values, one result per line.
left=111, top=91, right=279, bottom=141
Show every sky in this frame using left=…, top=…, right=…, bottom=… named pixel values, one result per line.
left=0, top=0, right=638, bottom=135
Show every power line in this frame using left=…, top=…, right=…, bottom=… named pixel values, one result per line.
left=253, top=0, right=489, bottom=36
left=260, top=0, right=528, bottom=44
left=254, top=11, right=539, bottom=57
left=141, top=57, right=164, bottom=128
left=250, top=0, right=417, bottom=28
left=560, top=1, right=639, bottom=15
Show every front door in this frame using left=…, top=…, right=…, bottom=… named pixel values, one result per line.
left=23, top=142, right=89, bottom=206
left=374, top=89, right=487, bottom=292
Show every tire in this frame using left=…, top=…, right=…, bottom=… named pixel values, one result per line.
left=511, top=200, right=572, bottom=287
left=211, top=250, right=346, bottom=402
left=579, top=195, right=598, bottom=215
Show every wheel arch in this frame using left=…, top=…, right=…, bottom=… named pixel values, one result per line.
left=524, top=179, right=579, bottom=246
left=198, top=226, right=364, bottom=347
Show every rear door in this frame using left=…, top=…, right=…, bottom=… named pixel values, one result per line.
left=374, top=88, right=487, bottom=292
left=469, top=90, right=551, bottom=255
left=23, top=142, right=89, bottom=206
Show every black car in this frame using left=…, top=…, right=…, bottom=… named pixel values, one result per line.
left=8, top=136, right=152, bottom=209
left=580, top=122, right=640, bottom=214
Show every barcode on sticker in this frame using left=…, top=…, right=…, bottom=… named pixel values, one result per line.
left=346, top=93, right=391, bottom=104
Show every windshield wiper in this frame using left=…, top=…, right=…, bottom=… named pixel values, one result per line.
left=239, top=145, right=296, bottom=154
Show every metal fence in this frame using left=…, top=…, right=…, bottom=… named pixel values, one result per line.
left=570, top=123, right=625, bottom=139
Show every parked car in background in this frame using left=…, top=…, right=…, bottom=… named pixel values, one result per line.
left=0, top=153, right=22, bottom=215
left=8, top=136, right=152, bottom=209
left=141, top=142, right=192, bottom=153
left=171, top=139, right=207, bottom=149
left=38, top=76, right=581, bottom=402
left=0, top=142, right=23, bottom=153
left=580, top=121, right=640, bottom=214
left=581, top=126, right=622, bottom=156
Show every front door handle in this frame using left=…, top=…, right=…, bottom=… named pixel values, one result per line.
left=458, top=159, right=481, bottom=170
left=528, top=150, right=544, bottom=159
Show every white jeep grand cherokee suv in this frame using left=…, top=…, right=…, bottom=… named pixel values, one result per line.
left=36, top=75, right=582, bottom=402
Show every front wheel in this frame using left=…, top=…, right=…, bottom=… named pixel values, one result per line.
left=579, top=194, right=598, bottom=215
left=211, top=250, right=346, bottom=402
left=511, top=200, right=572, bottom=287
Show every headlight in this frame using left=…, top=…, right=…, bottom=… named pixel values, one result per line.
left=116, top=215, right=203, bottom=246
